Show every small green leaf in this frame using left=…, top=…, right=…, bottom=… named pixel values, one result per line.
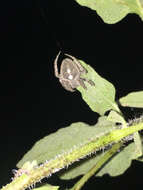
left=107, top=110, right=126, bottom=126
left=119, top=91, right=143, bottom=108
left=75, top=0, right=143, bottom=24
left=17, top=117, right=116, bottom=168
left=77, top=60, right=120, bottom=115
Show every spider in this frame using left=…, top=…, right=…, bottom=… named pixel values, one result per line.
left=54, top=52, right=95, bottom=92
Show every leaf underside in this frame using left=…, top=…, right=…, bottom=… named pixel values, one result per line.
left=75, top=0, right=143, bottom=24
left=119, top=91, right=143, bottom=108
left=17, top=117, right=115, bottom=168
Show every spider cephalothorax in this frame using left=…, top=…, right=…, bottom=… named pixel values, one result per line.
left=54, top=52, right=94, bottom=92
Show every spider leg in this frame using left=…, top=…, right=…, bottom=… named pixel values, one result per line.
left=80, top=78, right=95, bottom=87
left=64, top=53, right=87, bottom=73
left=54, top=51, right=61, bottom=78
left=78, top=79, right=87, bottom=90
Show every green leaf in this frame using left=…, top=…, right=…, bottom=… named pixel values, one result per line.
left=107, top=110, right=126, bottom=126
left=77, top=60, right=120, bottom=115
left=75, top=0, right=143, bottom=24
left=17, top=116, right=116, bottom=168
left=119, top=91, right=143, bottom=108
left=97, top=142, right=135, bottom=177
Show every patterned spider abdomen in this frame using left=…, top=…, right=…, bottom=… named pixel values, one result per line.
left=61, top=58, right=80, bottom=81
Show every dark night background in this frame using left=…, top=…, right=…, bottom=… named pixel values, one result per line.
left=0, top=0, right=143, bottom=189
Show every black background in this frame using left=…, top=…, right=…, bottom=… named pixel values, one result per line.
left=0, top=0, right=143, bottom=189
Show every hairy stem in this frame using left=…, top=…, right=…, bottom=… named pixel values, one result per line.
left=1, top=122, right=143, bottom=190
left=71, top=142, right=122, bottom=190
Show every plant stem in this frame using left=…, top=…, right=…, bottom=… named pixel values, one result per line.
left=71, top=142, right=122, bottom=190
left=1, top=122, right=143, bottom=190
